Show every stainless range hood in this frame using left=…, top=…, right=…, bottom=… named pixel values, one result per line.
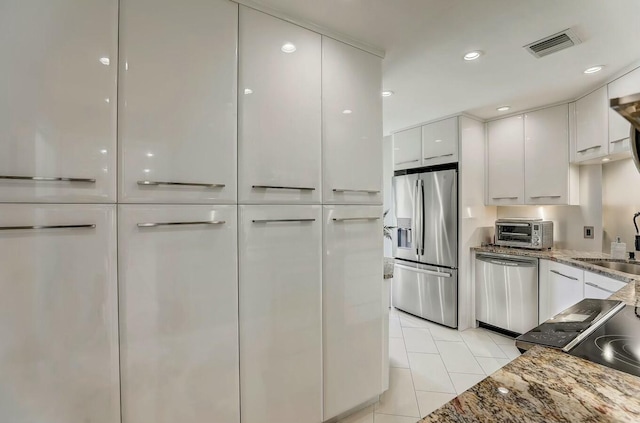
left=610, top=93, right=640, bottom=173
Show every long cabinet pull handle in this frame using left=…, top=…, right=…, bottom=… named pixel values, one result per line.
left=332, top=189, right=380, bottom=194
left=252, top=185, right=315, bottom=191
left=424, top=153, right=454, bottom=160
left=332, top=217, right=380, bottom=221
left=550, top=269, right=579, bottom=281
left=138, top=180, right=225, bottom=188
left=395, top=264, right=452, bottom=278
left=585, top=282, right=616, bottom=294
left=0, top=175, right=96, bottom=183
left=395, top=159, right=419, bottom=165
left=252, top=219, right=316, bottom=223
left=492, top=196, right=518, bottom=200
left=137, top=221, right=225, bottom=228
left=0, top=224, right=96, bottom=231
left=576, top=145, right=601, bottom=154
left=610, top=138, right=627, bottom=144
left=530, top=195, right=562, bottom=199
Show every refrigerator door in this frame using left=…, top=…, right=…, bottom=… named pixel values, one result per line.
left=393, top=173, right=419, bottom=262
left=392, top=260, right=457, bottom=328
left=419, top=169, right=457, bottom=268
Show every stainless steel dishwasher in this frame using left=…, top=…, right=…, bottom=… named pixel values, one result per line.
left=475, top=253, right=539, bottom=334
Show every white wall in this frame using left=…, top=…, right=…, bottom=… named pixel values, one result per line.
left=382, top=135, right=394, bottom=257
left=602, top=158, right=640, bottom=251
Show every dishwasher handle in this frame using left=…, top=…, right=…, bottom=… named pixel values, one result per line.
left=476, top=254, right=538, bottom=267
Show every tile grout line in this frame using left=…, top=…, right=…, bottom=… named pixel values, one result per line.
left=398, top=318, right=422, bottom=420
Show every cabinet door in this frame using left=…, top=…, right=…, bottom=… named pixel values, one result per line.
left=422, top=117, right=459, bottom=166
left=238, top=7, right=321, bottom=204
left=524, top=104, right=569, bottom=205
left=608, top=67, right=640, bottom=154
left=584, top=271, right=625, bottom=299
left=0, top=204, right=119, bottom=423
left=119, top=0, right=237, bottom=203
left=393, top=127, right=422, bottom=170
left=323, top=206, right=383, bottom=419
left=0, top=0, right=117, bottom=203
left=119, top=205, right=239, bottom=423
left=575, top=86, right=608, bottom=162
left=322, top=37, right=382, bottom=204
left=546, top=262, right=584, bottom=319
left=239, top=205, right=322, bottom=423
left=487, top=115, right=524, bottom=205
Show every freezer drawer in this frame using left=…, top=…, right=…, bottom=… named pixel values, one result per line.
left=392, top=261, right=457, bottom=328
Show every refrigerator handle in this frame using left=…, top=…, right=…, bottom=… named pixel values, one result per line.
left=412, top=179, right=419, bottom=256
left=419, top=179, right=425, bottom=256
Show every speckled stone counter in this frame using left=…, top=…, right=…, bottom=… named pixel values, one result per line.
left=418, top=246, right=640, bottom=422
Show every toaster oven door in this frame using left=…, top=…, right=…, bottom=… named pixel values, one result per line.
left=496, top=222, right=532, bottom=246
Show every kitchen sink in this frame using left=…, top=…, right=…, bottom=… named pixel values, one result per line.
left=586, top=260, right=640, bottom=276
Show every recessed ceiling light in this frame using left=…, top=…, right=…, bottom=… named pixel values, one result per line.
left=602, top=158, right=611, bottom=162
left=463, top=51, right=482, bottom=61
left=382, top=91, right=394, bottom=97
left=146, top=152, right=154, bottom=157
left=497, top=106, right=510, bottom=112
left=342, top=109, right=352, bottom=114
left=99, top=57, right=110, bottom=66
left=143, top=169, right=150, bottom=173
left=244, top=88, right=253, bottom=95
left=100, top=149, right=107, bottom=154
left=434, top=139, right=442, bottom=143
left=584, top=65, right=604, bottom=74
left=281, top=43, right=296, bottom=53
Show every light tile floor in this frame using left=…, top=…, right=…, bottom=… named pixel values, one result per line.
left=339, top=308, right=520, bottom=423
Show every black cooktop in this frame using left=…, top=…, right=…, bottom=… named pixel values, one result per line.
left=569, top=305, right=640, bottom=378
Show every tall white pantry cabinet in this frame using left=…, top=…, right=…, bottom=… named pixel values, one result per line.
left=0, top=2, right=384, bottom=423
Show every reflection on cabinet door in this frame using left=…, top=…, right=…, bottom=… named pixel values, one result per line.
left=422, top=117, right=459, bottom=166
left=0, top=0, right=117, bottom=203
left=323, top=206, right=383, bottom=419
left=239, top=205, right=322, bottom=423
left=487, top=115, right=524, bottom=205
left=119, top=0, right=237, bottom=203
left=0, top=204, right=119, bottom=423
left=118, top=205, right=239, bottom=423
left=608, top=67, right=640, bottom=154
left=239, top=7, right=322, bottom=204
left=575, top=86, right=608, bottom=162
left=322, top=37, right=382, bottom=204
left=393, top=127, right=422, bottom=170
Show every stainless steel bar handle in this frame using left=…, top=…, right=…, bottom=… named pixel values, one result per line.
left=489, top=260, right=521, bottom=267
left=418, top=179, right=425, bottom=255
left=530, top=195, right=561, bottom=199
left=252, top=185, right=315, bottom=191
left=492, top=196, right=518, bottom=200
left=396, top=159, right=419, bottom=165
left=413, top=179, right=419, bottom=256
left=550, top=269, right=579, bottom=281
left=137, top=221, right=226, bottom=228
left=424, top=153, right=454, bottom=160
left=576, top=145, right=601, bottom=154
left=252, top=219, right=316, bottom=223
left=332, top=217, right=380, bottom=221
left=395, top=264, right=451, bottom=278
left=585, top=282, right=616, bottom=294
left=0, top=175, right=96, bottom=183
left=138, top=180, right=225, bottom=188
left=332, top=189, right=380, bottom=194
left=610, top=138, right=627, bottom=144
left=0, top=224, right=96, bottom=231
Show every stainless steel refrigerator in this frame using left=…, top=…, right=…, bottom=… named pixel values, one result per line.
left=392, top=167, right=458, bottom=328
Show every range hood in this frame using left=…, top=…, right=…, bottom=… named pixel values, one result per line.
left=611, top=93, right=640, bottom=173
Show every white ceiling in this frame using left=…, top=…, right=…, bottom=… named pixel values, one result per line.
left=243, top=0, right=640, bottom=134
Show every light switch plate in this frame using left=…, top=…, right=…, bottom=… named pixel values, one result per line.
left=584, top=226, right=594, bottom=239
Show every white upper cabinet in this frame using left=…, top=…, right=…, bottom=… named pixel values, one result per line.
left=322, top=37, right=382, bottom=205
left=118, top=205, right=239, bottom=423
left=0, top=204, right=119, bottom=423
left=119, top=0, right=237, bottom=203
left=422, top=117, right=459, bottom=166
left=525, top=104, right=577, bottom=205
left=574, top=86, right=608, bottom=162
left=0, top=0, right=117, bottom=203
left=238, top=7, right=322, bottom=204
left=608, top=67, right=640, bottom=155
left=393, top=127, right=422, bottom=170
left=487, top=115, right=524, bottom=205
left=239, top=205, right=322, bottom=423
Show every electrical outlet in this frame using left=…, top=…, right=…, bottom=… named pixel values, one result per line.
left=584, top=226, right=594, bottom=239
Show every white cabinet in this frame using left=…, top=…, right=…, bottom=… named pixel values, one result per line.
left=584, top=271, right=626, bottom=299
left=608, top=67, right=640, bottom=155
left=239, top=205, right=322, bottom=423
left=0, top=204, right=119, bottom=423
left=574, top=86, right=609, bottom=162
left=524, top=104, right=578, bottom=205
left=0, top=0, right=117, bottom=203
left=118, top=205, right=239, bottom=423
left=487, top=115, right=524, bottom=205
left=393, top=127, right=422, bottom=170
left=322, top=37, right=382, bottom=204
left=118, top=0, right=237, bottom=203
left=422, top=117, right=459, bottom=166
left=238, top=7, right=322, bottom=204
left=323, top=206, right=383, bottom=419
left=539, top=260, right=584, bottom=323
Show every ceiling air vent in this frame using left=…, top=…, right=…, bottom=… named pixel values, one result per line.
left=524, top=28, right=582, bottom=58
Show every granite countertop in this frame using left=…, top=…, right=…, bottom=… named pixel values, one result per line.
left=383, top=257, right=394, bottom=279
left=420, top=246, right=640, bottom=422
